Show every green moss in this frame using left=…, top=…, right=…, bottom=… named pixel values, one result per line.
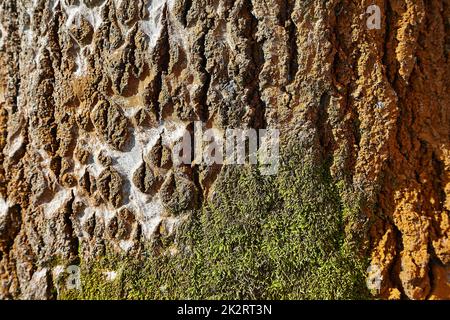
left=60, top=145, right=370, bottom=300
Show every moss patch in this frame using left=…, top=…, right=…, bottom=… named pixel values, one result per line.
left=60, top=144, right=370, bottom=300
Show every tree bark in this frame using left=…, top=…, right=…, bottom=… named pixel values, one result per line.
left=0, top=0, right=448, bottom=299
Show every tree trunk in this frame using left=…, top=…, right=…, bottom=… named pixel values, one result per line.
left=0, top=0, right=448, bottom=299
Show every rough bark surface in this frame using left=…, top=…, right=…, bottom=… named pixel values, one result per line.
left=0, top=0, right=449, bottom=299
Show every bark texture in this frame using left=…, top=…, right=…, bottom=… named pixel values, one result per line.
left=0, top=0, right=449, bottom=299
